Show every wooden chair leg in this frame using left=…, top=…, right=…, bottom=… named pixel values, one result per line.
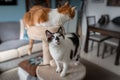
left=97, top=43, right=100, bottom=57
left=102, top=44, right=107, bottom=59
left=110, top=47, right=114, bottom=55
left=91, top=40, right=94, bottom=50
left=115, top=40, right=120, bottom=65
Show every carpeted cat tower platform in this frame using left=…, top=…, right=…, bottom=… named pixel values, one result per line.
left=36, top=62, right=86, bottom=80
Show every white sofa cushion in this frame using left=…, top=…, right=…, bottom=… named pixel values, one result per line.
left=0, top=43, right=42, bottom=62
left=0, top=40, right=29, bottom=51
left=18, top=43, right=42, bottom=57
left=0, top=49, right=18, bottom=62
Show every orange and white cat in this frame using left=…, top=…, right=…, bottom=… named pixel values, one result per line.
left=23, top=2, right=76, bottom=55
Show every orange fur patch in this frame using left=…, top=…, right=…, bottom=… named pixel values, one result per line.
left=58, top=3, right=75, bottom=19
left=23, top=6, right=51, bottom=27
left=23, top=2, right=75, bottom=27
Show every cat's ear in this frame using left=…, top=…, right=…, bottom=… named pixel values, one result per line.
left=46, top=30, right=53, bottom=39
left=57, top=26, right=63, bottom=34
left=71, top=7, right=76, bottom=11
left=64, top=2, right=69, bottom=6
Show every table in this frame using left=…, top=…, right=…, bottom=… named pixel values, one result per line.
left=84, top=22, right=120, bottom=65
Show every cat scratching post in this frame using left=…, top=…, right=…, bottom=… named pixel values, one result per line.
left=42, top=41, right=52, bottom=65
left=36, top=62, right=86, bottom=80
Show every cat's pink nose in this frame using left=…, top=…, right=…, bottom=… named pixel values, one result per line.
left=56, top=42, right=60, bottom=45
left=55, top=40, right=60, bottom=45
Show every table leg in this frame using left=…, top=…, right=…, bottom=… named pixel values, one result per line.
left=115, top=39, right=120, bottom=65
left=84, top=28, right=89, bottom=53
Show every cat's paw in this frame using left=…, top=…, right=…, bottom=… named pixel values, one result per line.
left=56, top=67, right=61, bottom=73
left=27, top=51, right=31, bottom=55
left=74, top=61, right=80, bottom=66
left=60, top=72, right=66, bottom=77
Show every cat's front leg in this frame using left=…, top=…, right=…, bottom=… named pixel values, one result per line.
left=55, top=61, right=61, bottom=73
left=60, top=62, right=68, bottom=77
left=28, top=39, right=34, bottom=55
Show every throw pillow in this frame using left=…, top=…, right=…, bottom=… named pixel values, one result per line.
left=20, top=19, right=29, bottom=40
left=112, top=16, right=120, bottom=25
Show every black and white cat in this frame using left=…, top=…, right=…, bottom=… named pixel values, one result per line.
left=45, top=27, right=81, bottom=77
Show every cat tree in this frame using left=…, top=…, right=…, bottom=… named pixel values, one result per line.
left=24, top=2, right=86, bottom=79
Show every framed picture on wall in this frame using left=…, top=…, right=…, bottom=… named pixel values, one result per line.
left=25, top=0, right=50, bottom=12
left=0, top=0, right=17, bottom=5
left=107, top=0, right=120, bottom=6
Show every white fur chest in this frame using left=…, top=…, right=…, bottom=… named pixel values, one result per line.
left=49, top=38, right=74, bottom=62
left=49, top=44, right=67, bottom=61
left=48, top=9, right=61, bottom=25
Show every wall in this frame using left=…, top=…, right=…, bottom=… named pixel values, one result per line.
left=0, top=0, right=25, bottom=22
left=82, top=0, right=120, bottom=36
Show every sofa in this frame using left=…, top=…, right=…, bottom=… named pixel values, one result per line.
left=0, top=21, right=43, bottom=72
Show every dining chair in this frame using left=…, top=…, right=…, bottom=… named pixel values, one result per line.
left=102, top=38, right=119, bottom=59
left=86, top=16, right=111, bottom=57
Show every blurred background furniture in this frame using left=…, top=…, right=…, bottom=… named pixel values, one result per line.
left=102, top=38, right=119, bottom=59
left=86, top=16, right=110, bottom=57
left=84, top=21, right=120, bottom=65
left=0, top=21, right=42, bottom=72
left=25, top=0, right=50, bottom=11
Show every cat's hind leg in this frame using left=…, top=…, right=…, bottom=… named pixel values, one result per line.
left=28, top=39, right=34, bottom=55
